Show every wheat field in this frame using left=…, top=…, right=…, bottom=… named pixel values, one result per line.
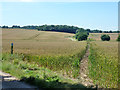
left=89, top=33, right=118, bottom=41
left=2, top=28, right=87, bottom=56
left=2, top=28, right=87, bottom=78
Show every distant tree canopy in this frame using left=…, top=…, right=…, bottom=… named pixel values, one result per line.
left=37, top=25, right=79, bottom=34
left=12, top=25, right=20, bottom=28
left=21, top=25, right=39, bottom=29
left=2, top=26, right=9, bottom=28
left=0, top=25, right=119, bottom=33
left=90, top=29, right=102, bottom=33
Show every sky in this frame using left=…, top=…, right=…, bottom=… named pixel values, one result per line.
left=0, top=1, right=118, bottom=31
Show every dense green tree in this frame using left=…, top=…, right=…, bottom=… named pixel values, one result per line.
left=75, top=28, right=89, bottom=41
left=86, top=29, right=91, bottom=33
left=117, top=34, right=120, bottom=41
left=2, top=26, right=8, bottom=28
left=76, top=28, right=85, bottom=33
left=12, top=25, right=20, bottom=28
left=91, top=29, right=102, bottom=33
left=37, top=25, right=79, bottom=33
left=77, top=33, right=88, bottom=41
left=109, top=30, right=112, bottom=33
left=101, top=34, right=110, bottom=41
left=113, top=31, right=120, bottom=33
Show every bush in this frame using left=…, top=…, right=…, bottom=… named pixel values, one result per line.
left=101, top=34, right=110, bottom=41
left=77, top=33, right=88, bottom=41
left=117, top=34, right=120, bottom=41
left=75, top=28, right=89, bottom=41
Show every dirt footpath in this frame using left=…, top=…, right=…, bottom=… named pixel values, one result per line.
left=79, top=44, right=96, bottom=88
left=0, top=71, right=38, bottom=89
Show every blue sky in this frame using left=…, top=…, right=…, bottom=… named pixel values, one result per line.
left=1, top=2, right=118, bottom=31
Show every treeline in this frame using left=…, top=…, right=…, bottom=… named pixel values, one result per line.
left=0, top=25, right=119, bottom=33
left=37, top=25, right=79, bottom=33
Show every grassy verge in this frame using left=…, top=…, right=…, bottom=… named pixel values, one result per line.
left=88, top=42, right=118, bottom=88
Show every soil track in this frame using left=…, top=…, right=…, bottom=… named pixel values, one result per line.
left=79, top=43, right=96, bottom=88
left=27, top=33, right=41, bottom=40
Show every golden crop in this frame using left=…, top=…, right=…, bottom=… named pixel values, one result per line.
left=2, top=28, right=87, bottom=78
left=2, top=28, right=86, bottom=56
left=89, top=33, right=118, bottom=41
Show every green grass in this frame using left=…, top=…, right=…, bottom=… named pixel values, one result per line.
left=88, top=42, right=118, bottom=88
left=2, top=46, right=86, bottom=78
left=1, top=53, right=92, bottom=89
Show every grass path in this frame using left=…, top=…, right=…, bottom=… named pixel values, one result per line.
left=79, top=42, right=96, bottom=88
left=0, top=71, right=39, bottom=89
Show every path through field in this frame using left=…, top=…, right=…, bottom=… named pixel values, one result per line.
left=79, top=43, right=96, bottom=88
left=0, top=71, right=39, bottom=89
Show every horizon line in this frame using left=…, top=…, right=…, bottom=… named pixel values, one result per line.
left=0, top=24, right=118, bottom=31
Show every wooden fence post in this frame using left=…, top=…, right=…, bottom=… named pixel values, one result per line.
left=11, top=43, right=13, bottom=54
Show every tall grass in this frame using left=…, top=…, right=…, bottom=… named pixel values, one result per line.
left=1, top=53, right=87, bottom=89
left=2, top=46, right=86, bottom=79
left=88, top=41, right=118, bottom=88
left=22, top=48, right=86, bottom=78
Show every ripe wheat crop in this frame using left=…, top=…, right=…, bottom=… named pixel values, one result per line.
left=2, top=28, right=87, bottom=78
left=89, top=33, right=118, bottom=41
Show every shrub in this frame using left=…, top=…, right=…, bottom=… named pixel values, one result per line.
left=77, top=33, right=88, bottom=41
left=75, top=28, right=89, bottom=41
left=117, top=34, right=120, bottom=41
left=101, top=34, right=110, bottom=41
